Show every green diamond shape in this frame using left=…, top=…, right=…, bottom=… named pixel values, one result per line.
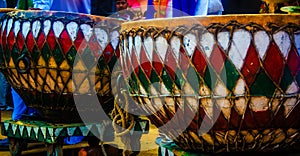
left=203, top=64, right=218, bottom=90
left=138, top=67, right=150, bottom=93
left=280, top=65, right=294, bottom=92
left=161, top=68, right=174, bottom=93
left=220, top=60, right=240, bottom=91
left=186, top=66, right=201, bottom=94
left=31, top=46, right=40, bottom=64
left=66, top=46, right=77, bottom=67
left=128, top=72, right=139, bottom=94
left=81, top=46, right=96, bottom=69
left=108, top=55, right=118, bottom=71
left=53, top=44, right=65, bottom=66
left=174, top=69, right=184, bottom=89
left=250, top=69, right=276, bottom=96
left=41, top=43, right=51, bottom=63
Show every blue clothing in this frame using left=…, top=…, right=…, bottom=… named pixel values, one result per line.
left=0, top=0, right=6, bottom=8
left=0, top=72, right=9, bottom=109
left=11, top=88, right=27, bottom=120
left=32, top=0, right=91, bottom=14
left=146, top=0, right=223, bottom=18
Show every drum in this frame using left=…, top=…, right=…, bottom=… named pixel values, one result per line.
left=0, top=10, right=123, bottom=123
left=120, top=14, right=300, bottom=152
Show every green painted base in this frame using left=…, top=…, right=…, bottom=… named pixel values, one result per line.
left=1, top=119, right=149, bottom=144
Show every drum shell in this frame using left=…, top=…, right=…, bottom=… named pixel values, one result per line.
left=120, top=14, right=300, bottom=152
left=0, top=11, right=123, bottom=123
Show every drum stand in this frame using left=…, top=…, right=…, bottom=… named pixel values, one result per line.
left=1, top=119, right=149, bottom=156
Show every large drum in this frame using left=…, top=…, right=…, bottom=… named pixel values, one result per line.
left=0, top=10, right=123, bottom=123
left=120, top=14, right=300, bottom=152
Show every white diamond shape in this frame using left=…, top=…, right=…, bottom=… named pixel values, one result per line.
left=294, top=32, right=300, bottom=56
left=22, top=21, right=30, bottom=39
left=183, top=33, right=197, bottom=56
left=217, top=31, right=230, bottom=51
left=200, top=32, right=214, bottom=57
left=144, top=36, right=154, bottom=61
left=171, top=36, right=181, bottom=61
left=13, top=20, right=20, bottom=37
left=94, top=28, right=108, bottom=51
left=66, top=21, right=78, bottom=42
left=53, top=21, right=64, bottom=38
left=6, top=18, right=13, bottom=37
left=80, top=24, right=92, bottom=41
left=274, top=31, right=291, bottom=58
left=254, top=30, right=270, bottom=59
left=228, top=29, right=251, bottom=70
left=135, top=35, right=142, bottom=59
left=110, top=30, right=119, bottom=50
left=32, top=20, right=41, bottom=39
left=156, top=36, right=168, bottom=61
left=43, top=20, right=51, bottom=36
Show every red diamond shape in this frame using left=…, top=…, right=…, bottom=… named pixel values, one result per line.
left=131, top=47, right=139, bottom=75
left=59, top=30, right=73, bottom=55
left=140, top=46, right=152, bottom=78
left=37, top=32, right=45, bottom=52
left=287, top=45, right=300, bottom=77
left=88, top=34, right=101, bottom=58
left=103, top=43, right=114, bottom=63
left=179, top=47, right=190, bottom=76
left=26, top=32, right=35, bottom=53
left=17, top=32, right=25, bottom=51
left=152, top=49, right=163, bottom=75
left=192, top=46, right=207, bottom=78
left=241, top=42, right=260, bottom=86
left=46, top=30, right=56, bottom=52
left=165, top=47, right=177, bottom=80
left=263, top=42, right=284, bottom=84
left=2, top=29, right=6, bottom=52
left=210, top=44, right=226, bottom=74
left=74, top=29, right=84, bottom=50
left=7, top=30, right=15, bottom=52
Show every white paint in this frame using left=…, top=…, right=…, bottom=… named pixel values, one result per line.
left=273, top=31, right=291, bottom=58
left=94, top=28, right=108, bottom=50
left=286, top=81, right=299, bottom=94
left=283, top=98, right=297, bottom=118
left=228, top=29, right=251, bottom=70
left=1, top=19, right=7, bottom=33
left=293, top=32, right=300, bottom=56
left=22, top=21, right=30, bottom=38
left=200, top=32, right=214, bottom=57
left=110, top=30, right=119, bottom=50
left=80, top=24, right=92, bottom=41
left=13, top=20, right=20, bottom=37
left=250, top=96, right=269, bottom=112
left=233, top=78, right=246, bottom=95
left=53, top=21, right=64, bottom=38
left=254, top=31, right=270, bottom=59
left=134, top=35, right=142, bottom=59
left=144, top=36, right=153, bottom=61
left=183, top=33, right=197, bottom=56
left=66, top=22, right=78, bottom=42
left=32, top=20, right=41, bottom=38
left=43, top=20, right=51, bottom=36
left=170, top=36, right=180, bottom=61
left=155, top=36, right=168, bottom=61
left=6, top=18, right=13, bottom=37
left=128, top=36, right=133, bottom=56
left=217, top=31, right=230, bottom=51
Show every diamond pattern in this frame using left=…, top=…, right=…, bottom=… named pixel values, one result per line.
left=0, top=11, right=123, bottom=122
left=263, top=42, right=284, bottom=84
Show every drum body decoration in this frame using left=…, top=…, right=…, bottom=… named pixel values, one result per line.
left=120, top=14, right=300, bottom=152
left=0, top=11, right=123, bottom=123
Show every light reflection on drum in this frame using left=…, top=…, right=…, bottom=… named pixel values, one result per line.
left=120, top=15, right=300, bottom=152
